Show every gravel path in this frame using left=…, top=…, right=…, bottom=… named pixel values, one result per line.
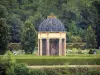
left=28, top=65, right=100, bottom=69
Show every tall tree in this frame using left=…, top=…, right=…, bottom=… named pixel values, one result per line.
left=8, top=14, right=23, bottom=43
left=0, top=5, right=9, bottom=54
left=92, top=0, right=100, bottom=48
left=86, top=26, right=97, bottom=49
left=21, top=20, right=37, bottom=54
left=68, top=21, right=78, bottom=35
left=0, top=5, right=8, bottom=18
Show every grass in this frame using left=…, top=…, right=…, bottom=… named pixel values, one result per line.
left=96, top=49, right=100, bottom=54
left=1, top=54, right=100, bottom=65
left=11, top=54, right=100, bottom=65
left=13, top=54, right=99, bottom=58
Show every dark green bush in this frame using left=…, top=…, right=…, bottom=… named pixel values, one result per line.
left=43, top=68, right=60, bottom=75
left=30, top=69, right=46, bottom=75
left=14, top=63, right=29, bottom=75
left=88, top=50, right=97, bottom=54
left=86, top=70, right=100, bottom=75
left=88, top=50, right=93, bottom=54
left=0, top=51, right=15, bottom=75
left=38, top=67, right=100, bottom=75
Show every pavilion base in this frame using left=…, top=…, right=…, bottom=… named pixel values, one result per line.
left=38, top=32, right=66, bottom=56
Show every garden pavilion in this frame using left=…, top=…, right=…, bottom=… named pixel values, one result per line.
left=38, top=13, right=66, bottom=56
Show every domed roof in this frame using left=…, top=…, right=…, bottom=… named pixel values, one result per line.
left=38, top=14, right=65, bottom=32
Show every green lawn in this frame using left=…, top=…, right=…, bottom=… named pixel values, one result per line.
left=1, top=54, right=100, bottom=65
left=14, top=54, right=99, bottom=59
left=12, top=54, right=100, bottom=65
left=96, top=49, right=100, bottom=54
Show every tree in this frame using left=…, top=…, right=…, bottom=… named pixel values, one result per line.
left=67, top=32, right=72, bottom=42
left=68, top=21, right=78, bottom=36
left=21, top=20, right=37, bottom=54
left=0, top=5, right=8, bottom=18
left=92, top=0, right=100, bottom=48
left=0, top=0, right=99, bottom=48
left=86, top=26, right=97, bottom=49
left=8, top=14, right=23, bottom=43
left=71, top=35, right=82, bottom=43
left=0, top=19, right=9, bottom=54
left=78, top=28, right=86, bottom=42
left=0, top=5, right=9, bottom=54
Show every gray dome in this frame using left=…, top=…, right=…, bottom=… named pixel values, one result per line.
left=38, top=15, right=65, bottom=32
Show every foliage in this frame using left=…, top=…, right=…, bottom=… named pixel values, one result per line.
left=88, top=49, right=94, bottom=54
left=0, top=5, right=8, bottom=18
left=30, top=69, right=46, bottom=75
left=1, top=53, right=100, bottom=75
left=88, top=49, right=97, bottom=54
left=67, top=43, right=85, bottom=49
left=0, top=5, right=9, bottom=54
left=71, top=35, right=82, bottom=43
left=67, top=32, right=72, bottom=42
left=14, top=63, right=29, bottom=75
left=41, top=67, right=100, bottom=75
left=7, top=43, right=22, bottom=51
left=23, top=67, right=100, bottom=75
left=77, top=50, right=83, bottom=54
left=0, top=51, right=15, bottom=75
left=21, top=20, right=37, bottom=54
left=0, top=0, right=100, bottom=48
left=67, top=21, right=85, bottom=43
left=93, top=1, right=100, bottom=48
left=86, top=69, right=100, bottom=75
left=15, top=55, right=100, bottom=65
left=43, top=68, right=61, bottom=75
left=68, top=21, right=78, bottom=35
left=8, top=14, right=23, bottom=43
left=86, top=26, right=97, bottom=49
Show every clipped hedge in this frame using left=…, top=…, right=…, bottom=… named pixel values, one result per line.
left=15, top=56, right=100, bottom=65
left=7, top=43, right=22, bottom=50
left=41, top=67, right=100, bottom=75
left=67, top=43, right=86, bottom=49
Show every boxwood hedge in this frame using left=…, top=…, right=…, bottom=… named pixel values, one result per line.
left=14, top=55, right=100, bottom=65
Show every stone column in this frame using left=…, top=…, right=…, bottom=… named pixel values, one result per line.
left=38, top=39, right=40, bottom=55
left=46, top=39, right=49, bottom=56
left=64, top=39, right=66, bottom=56
left=40, top=39, right=42, bottom=56
left=59, top=39, right=62, bottom=56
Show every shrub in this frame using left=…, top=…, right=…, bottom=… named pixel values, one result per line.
left=0, top=51, right=16, bottom=75
left=67, top=43, right=86, bottom=49
left=16, top=57, right=100, bottom=65
left=7, top=43, right=22, bottom=51
left=36, top=67, right=100, bottom=75
left=71, top=36, right=82, bottom=43
left=72, top=48, right=78, bottom=53
left=86, top=70, right=100, bottom=75
left=73, top=43, right=81, bottom=49
left=43, top=68, right=61, bottom=75
left=14, top=63, right=29, bottom=75
left=30, top=69, right=46, bottom=75
left=88, top=50, right=95, bottom=54
left=77, top=50, right=83, bottom=54
left=32, top=47, right=38, bottom=55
